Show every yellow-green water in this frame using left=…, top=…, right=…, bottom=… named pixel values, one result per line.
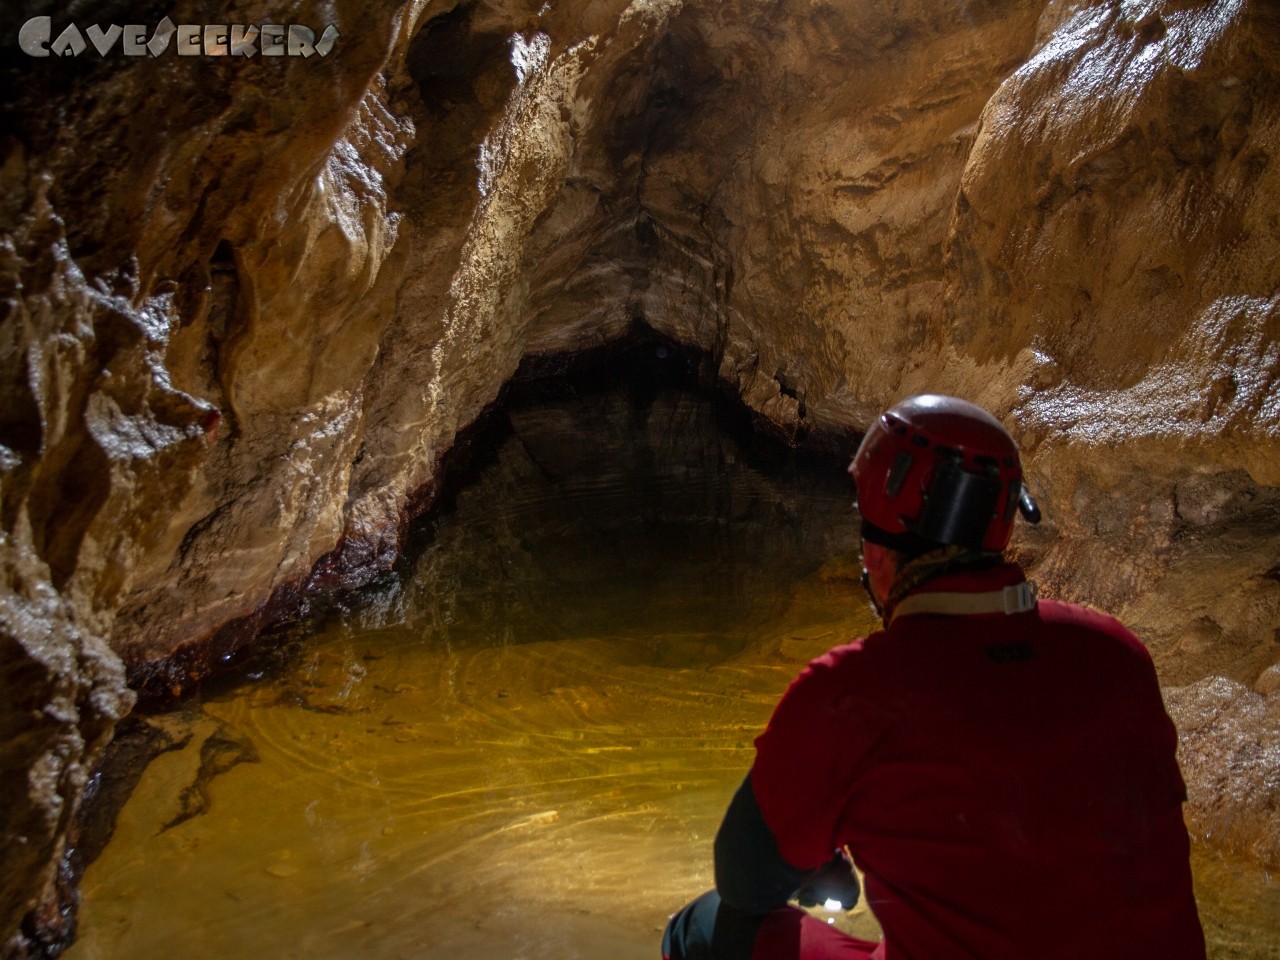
left=70, top=573, right=879, bottom=959
left=69, top=385, right=1279, bottom=959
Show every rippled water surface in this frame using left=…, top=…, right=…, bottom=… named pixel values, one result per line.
left=70, top=381, right=1279, bottom=959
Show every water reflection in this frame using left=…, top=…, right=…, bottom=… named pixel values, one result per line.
left=363, top=385, right=858, bottom=654
left=69, top=380, right=1278, bottom=959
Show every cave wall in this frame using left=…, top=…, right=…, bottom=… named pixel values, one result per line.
left=946, top=0, right=1280, bottom=689
left=1, top=0, right=1277, bottom=953
left=1, top=2, right=419, bottom=952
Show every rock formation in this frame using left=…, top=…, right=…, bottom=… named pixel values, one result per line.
left=1, top=0, right=1276, bottom=953
left=1166, top=676, right=1280, bottom=869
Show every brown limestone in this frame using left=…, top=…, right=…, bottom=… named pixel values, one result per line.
left=941, top=0, right=1280, bottom=692
left=1167, top=676, right=1280, bottom=869
left=0, top=527, right=130, bottom=956
left=2, top=2, right=413, bottom=952
left=1, top=0, right=1278, bottom=952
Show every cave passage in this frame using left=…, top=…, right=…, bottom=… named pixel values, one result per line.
left=67, top=361, right=882, bottom=959
left=67, top=364, right=1278, bottom=960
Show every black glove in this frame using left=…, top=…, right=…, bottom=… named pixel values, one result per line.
left=794, top=850, right=860, bottom=910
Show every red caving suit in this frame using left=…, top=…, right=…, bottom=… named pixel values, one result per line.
left=742, top=563, right=1205, bottom=959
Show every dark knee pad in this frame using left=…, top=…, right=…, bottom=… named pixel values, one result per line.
left=662, top=890, right=763, bottom=960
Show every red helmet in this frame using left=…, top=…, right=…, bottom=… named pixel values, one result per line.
left=849, top=395, right=1036, bottom=553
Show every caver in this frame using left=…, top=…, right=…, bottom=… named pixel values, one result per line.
left=663, top=394, right=1206, bottom=960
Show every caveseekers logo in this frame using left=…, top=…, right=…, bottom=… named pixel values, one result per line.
left=18, top=16, right=339, bottom=58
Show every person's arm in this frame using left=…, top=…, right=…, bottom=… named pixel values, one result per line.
left=719, top=647, right=883, bottom=914
left=714, top=772, right=861, bottom=914
left=713, top=772, right=810, bottom=913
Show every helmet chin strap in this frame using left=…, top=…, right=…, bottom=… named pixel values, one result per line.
left=860, top=567, right=885, bottom=623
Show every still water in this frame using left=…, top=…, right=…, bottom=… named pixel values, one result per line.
left=70, top=379, right=1278, bottom=959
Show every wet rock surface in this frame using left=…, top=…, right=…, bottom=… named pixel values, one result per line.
left=1167, top=677, right=1280, bottom=870
left=1, top=0, right=1278, bottom=952
left=0, top=532, right=130, bottom=958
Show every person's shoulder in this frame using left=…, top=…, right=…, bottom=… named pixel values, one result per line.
left=814, top=630, right=886, bottom=665
left=1036, top=597, right=1152, bottom=659
left=793, top=630, right=903, bottom=695
left=1036, top=596, right=1130, bottom=633
left=768, top=634, right=891, bottom=733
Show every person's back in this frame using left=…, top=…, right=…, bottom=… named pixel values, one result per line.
left=662, top=395, right=1205, bottom=960
left=750, top=563, right=1205, bottom=959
